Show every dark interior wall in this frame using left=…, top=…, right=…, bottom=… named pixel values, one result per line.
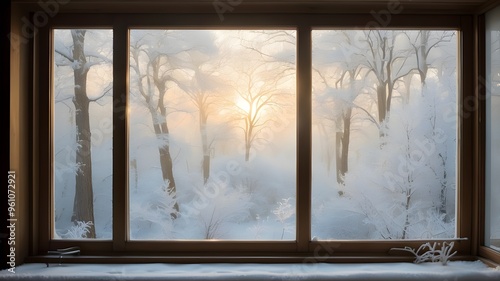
left=1, top=0, right=12, bottom=271
left=6, top=0, right=32, bottom=266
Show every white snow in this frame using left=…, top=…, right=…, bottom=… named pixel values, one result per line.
left=1, top=261, right=500, bottom=280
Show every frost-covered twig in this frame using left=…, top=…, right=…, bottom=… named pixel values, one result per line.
left=273, top=198, right=294, bottom=240
left=63, top=221, right=93, bottom=239
left=391, top=241, right=457, bottom=265
left=436, top=242, right=457, bottom=265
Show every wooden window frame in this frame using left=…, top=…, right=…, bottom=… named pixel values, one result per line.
left=11, top=4, right=495, bottom=264
left=477, top=6, right=500, bottom=266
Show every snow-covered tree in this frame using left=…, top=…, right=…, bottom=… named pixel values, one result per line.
left=228, top=31, right=295, bottom=161
left=312, top=30, right=457, bottom=240
left=175, top=59, right=227, bottom=184
left=54, top=29, right=112, bottom=238
left=130, top=30, right=219, bottom=216
left=313, top=30, right=377, bottom=184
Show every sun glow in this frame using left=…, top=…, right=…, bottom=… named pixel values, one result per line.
left=235, top=96, right=251, bottom=113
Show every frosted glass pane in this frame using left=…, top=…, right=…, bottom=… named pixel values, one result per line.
left=53, top=30, right=113, bottom=239
left=128, top=30, right=296, bottom=240
left=485, top=6, right=500, bottom=252
left=311, top=30, right=457, bottom=240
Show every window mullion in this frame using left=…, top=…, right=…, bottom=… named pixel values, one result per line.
left=296, top=25, right=312, bottom=252
left=39, top=25, right=51, bottom=254
left=113, top=18, right=129, bottom=251
left=458, top=15, right=474, bottom=250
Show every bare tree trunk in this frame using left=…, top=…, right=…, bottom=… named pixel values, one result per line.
left=245, top=110, right=253, bottom=162
left=402, top=187, right=412, bottom=239
left=200, top=109, right=210, bottom=184
left=376, top=84, right=387, bottom=123
left=70, top=30, right=96, bottom=238
left=335, top=131, right=343, bottom=184
left=385, top=47, right=394, bottom=115
left=148, top=107, right=179, bottom=217
left=245, top=144, right=251, bottom=162
left=130, top=50, right=179, bottom=217
left=376, top=83, right=390, bottom=141
left=418, top=31, right=429, bottom=86
left=340, top=107, right=352, bottom=177
left=402, top=74, right=413, bottom=104
left=401, top=130, right=414, bottom=240
left=438, top=153, right=448, bottom=220
left=335, top=108, right=352, bottom=186
left=149, top=59, right=179, bottom=217
left=335, top=71, right=354, bottom=186
left=159, top=119, right=176, bottom=196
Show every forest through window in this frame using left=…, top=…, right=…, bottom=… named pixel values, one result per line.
left=52, top=28, right=458, bottom=241
left=311, top=30, right=457, bottom=240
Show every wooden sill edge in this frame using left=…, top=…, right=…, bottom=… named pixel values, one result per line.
left=25, top=255, right=478, bottom=264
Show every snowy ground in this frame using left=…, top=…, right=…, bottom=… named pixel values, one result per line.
left=1, top=261, right=500, bottom=281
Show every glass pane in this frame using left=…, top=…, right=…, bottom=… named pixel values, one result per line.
left=312, top=30, right=457, bottom=240
left=53, top=29, right=113, bottom=239
left=129, top=30, right=296, bottom=240
left=486, top=6, right=500, bottom=252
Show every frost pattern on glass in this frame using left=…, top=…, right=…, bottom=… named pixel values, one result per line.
left=485, top=7, right=500, bottom=252
left=128, top=30, right=296, bottom=240
left=312, top=30, right=457, bottom=240
left=53, top=29, right=113, bottom=239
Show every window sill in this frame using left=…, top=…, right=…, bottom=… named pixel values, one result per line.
left=2, top=261, right=500, bottom=281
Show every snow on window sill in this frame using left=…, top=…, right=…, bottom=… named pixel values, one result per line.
left=1, top=261, right=500, bottom=281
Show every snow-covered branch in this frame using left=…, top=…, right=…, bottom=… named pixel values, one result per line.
left=54, top=47, right=74, bottom=63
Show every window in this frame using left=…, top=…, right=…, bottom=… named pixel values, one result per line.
left=485, top=6, right=500, bottom=253
left=311, top=30, right=458, bottom=240
left=30, top=11, right=481, bottom=261
left=128, top=29, right=296, bottom=240
left=51, top=27, right=460, bottom=243
left=53, top=29, right=113, bottom=240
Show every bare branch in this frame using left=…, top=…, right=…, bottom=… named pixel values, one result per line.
left=89, top=82, right=113, bottom=102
